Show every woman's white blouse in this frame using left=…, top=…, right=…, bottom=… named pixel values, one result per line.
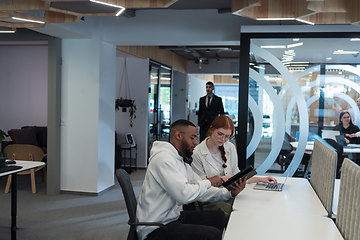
left=192, top=138, right=240, bottom=180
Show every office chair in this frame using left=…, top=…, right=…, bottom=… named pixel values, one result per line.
left=115, top=169, right=170, bottom=240
left=336, top=158, right=360, bottom=239
left=324, top=138, right=344, bottom=179
left=4, top=144, right=46, bottom=194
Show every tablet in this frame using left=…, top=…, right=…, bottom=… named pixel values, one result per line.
left=221, top=165, right=257, bottom=191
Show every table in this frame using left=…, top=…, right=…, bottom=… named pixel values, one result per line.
left=119, top=143, right=137, bottom=173
left=225, top=177, right=344, bottom=240
left=290, top=141, right=360, bottom=153
left=0, top=160, right=45, bottom=240
left=224, top=211, right=343, bottom=240
left=233, top=177, right=328, bottom=216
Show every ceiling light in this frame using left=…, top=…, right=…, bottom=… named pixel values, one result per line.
left=287, top=42, right=303, bottom=48
left=257, top=18, right=295, bottom=21
left=326, top=57, right=332, bottom=60
left=11, top=17, right=45, bottom=24
left=350, top=38, right=360, bottom=41
left=116, top=7, right=126, bottom=16
left=333, top=50, right=359, bottom=54
left=295, top=18, right=315, bottom=25
left=261, top=45, right=286, bottom=49
left=0, top=30, right=15, bottom=33
left=253, top=65, right=265, bottom=70
left=90, top=0, right=124, bottom=8
left=293, top=38, right=300, bottom=41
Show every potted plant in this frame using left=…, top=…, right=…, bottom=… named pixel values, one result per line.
left=116, top=99, right=137, bottom=127
left=116, top=98, right=132, bottom=109
left=0, top=129, right=9, bottom=159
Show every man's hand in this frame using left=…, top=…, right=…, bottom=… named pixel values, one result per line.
left=230, top=176, right=247, bottom=197
left=220, top=175, right=232, bottom=182
left=208, top=175, right=222, bottom=187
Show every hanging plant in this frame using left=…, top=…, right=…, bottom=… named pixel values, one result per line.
left=115, top=58, right=137, bottom=127
left=129, top=100, right=137, bottom=127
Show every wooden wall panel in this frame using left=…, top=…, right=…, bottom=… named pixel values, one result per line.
left=116, top=46, right=187, bottom=74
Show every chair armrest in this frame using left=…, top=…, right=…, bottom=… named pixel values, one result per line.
left=129, top=220, right=166, bottom=228
left=129, top=220, right=171, bottom=238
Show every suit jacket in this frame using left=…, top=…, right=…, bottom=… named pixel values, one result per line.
left=198, top=94, right=225, bottom=126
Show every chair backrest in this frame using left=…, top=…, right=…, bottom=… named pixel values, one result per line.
left=310, top=138, right=337, bottom=217
left=116, top=169, right=138, bottom=240
left=4, top=144, right=44, bottom=161
left=325, top=138, right=344, bottom=178
left=336, top=158, right=360, bottom=240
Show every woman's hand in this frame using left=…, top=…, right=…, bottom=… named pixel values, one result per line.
left=346, top=133, right=357, bottom=138
left=248, top=176, right=277, bottom=185
left=230, top=176, right=247, bottom=197
left=345, top=138, right=350, bottom=144
left=259, top=176, right=278, bottom=185
left=220, top=175, right=232, bottom=182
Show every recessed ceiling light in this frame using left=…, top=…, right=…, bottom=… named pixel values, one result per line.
left=257, top=18, right=295, bottom=21
left=0, top=30, right=15, bottom=33
left=350, top=38, right=360, bottom=41
left=253, top=65, right=265, bottom=70
left=293, top=38, right=300, bottom=41
left=261, top=45, right=286, bottom=49
left=11, top=17, right=45, bottom=24
left=295, top=18, right=315, bottom=25
left=333, top=50, right=359, bottom=54
left=90, top=0, right=124, bottom=8
left=287, top=42, right=303, bottom=48
left=326, top=57, right=332, bottom=60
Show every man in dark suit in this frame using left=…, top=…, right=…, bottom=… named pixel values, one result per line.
left=198, top=82, right=225, bottom=142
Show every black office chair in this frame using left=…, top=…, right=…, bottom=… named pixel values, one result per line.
left=115, top=169, right=170, bottom=240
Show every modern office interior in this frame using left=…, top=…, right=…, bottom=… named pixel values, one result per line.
left=1, top=0, right=360, bottom=239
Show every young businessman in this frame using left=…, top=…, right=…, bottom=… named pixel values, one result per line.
left=136, top=119, right=246, bottom=240
left=198, top=82, right=225, bottom=142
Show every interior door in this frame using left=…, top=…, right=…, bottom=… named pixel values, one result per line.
left=148, top=61, right=172, bottom=157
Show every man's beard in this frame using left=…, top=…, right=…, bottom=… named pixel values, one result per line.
left=180, top=139, right=193, bottom=158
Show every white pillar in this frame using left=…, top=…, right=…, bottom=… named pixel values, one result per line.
left=61, top=38, right=116, bottom=193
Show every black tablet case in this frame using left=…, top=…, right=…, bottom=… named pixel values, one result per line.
left=221, top=165, right=257, bottom=191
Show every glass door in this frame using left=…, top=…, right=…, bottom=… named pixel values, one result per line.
left=148, top=61, right=172, bottom=155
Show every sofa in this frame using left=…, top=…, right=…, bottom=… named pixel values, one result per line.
left=1, top=126, right=47, bottom=162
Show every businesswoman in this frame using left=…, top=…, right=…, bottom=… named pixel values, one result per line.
left=333, top=111, right=360, bottom=144
left=191, top=115, right=277, bottom=221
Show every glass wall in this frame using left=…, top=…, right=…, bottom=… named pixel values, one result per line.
left=241, top=35, right=360, bottom=176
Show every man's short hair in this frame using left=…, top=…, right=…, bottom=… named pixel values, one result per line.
left=206, top=81, right=214, bottom=87
left=170, top=119, right=196, bottom=131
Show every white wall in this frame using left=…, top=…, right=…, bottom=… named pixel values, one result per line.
left=171, top=71, right=188, bottom=123
left=188, top=76, right=207, bottom=126
left=115, top=53, right=149, bottom=168
left=61, top=38, right=116, bottom=193
left=0, top=45, right=48, bottom=136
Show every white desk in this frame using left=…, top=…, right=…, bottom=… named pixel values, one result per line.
left=290, top=141, right=360, bottom=153
left=233, top=177, right=328, bottom=216
left=0, top=160, right=45, bottom=240
left=224, top=211, right=343, bottom=240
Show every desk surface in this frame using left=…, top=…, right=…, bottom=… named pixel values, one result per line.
left=290, top=141, right=360, bottom=153
left=224, top=211, right=343, bottom=240
left=233, top=177, right=328, bottom=216
left=0, top=160, right=45, bottom=177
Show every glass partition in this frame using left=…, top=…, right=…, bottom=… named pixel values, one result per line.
left=245, top=36, right=360, bottom=176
